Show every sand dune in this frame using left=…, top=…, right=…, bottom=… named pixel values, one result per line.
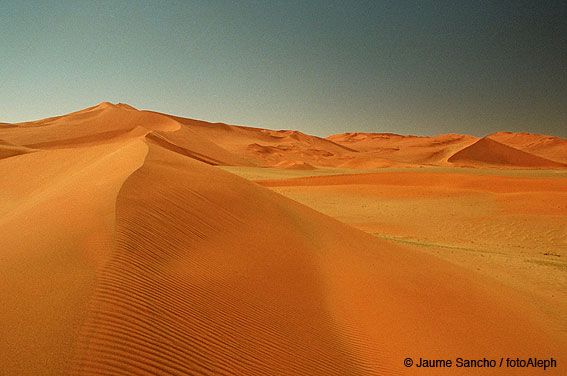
left=5, top=104, right=564, bottom=170
left=0, top=139, right=149, bottom=374
left=1, top=103, right=565, bottom=375
left=488, top=132, right=567, bottom=164
left=153, top=113, right=357, bottom=168
left=69, top=143, right=563, bottom=375
left=256, top=169, right=567, bottom=356
left=327, top=132, right=479, bottom=165
left=0, top=102, right=178, bottom=146
left=0, top=139, right=36, bottom=160
left=448, top=137, right=567, bottom=168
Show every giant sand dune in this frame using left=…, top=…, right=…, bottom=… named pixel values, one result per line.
left=1, top=103, right=565, bottom=375
left=448, top=137, right=567, bottom=168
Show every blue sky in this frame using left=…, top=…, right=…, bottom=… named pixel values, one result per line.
left=2, top=1, right=565, bottom=137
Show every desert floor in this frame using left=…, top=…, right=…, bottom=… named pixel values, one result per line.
left=230, top=166, right=567, bottom=334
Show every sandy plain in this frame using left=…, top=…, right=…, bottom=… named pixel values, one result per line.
left=1, top=102, right=565, bottom=375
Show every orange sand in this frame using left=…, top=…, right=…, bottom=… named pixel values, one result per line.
left=488, top=132, right=567, bottom=164
left=448, top=137, right=567, bottom=168
left=1, top=102, right=565, bottom=375
left=257, top=169, right=567, bottom=346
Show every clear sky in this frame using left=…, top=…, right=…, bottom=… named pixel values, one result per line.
left=2, top=1, right=566, bottom=137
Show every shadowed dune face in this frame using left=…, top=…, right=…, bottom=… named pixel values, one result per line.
left=256, top=170, right=567, bottom=337
left=488, top=132, right=567, bottom=164
left=2, top=103, right=566, bottom=170
left=70, top=145, right=366, bottom=375
left=327, top=132, right=480, bottom=166
left=448, top=137, right=567, bottom=168
left=0, top=139, right=149, bottom=375
left=0, top=139, right=35, bottom=160
left=0, top=103, right=177, bottom=151
left=152, top=113, right=361, bottom=168
left=1, top=103, right=566, bottom=375
left=69, top=143, right=563, bottom=375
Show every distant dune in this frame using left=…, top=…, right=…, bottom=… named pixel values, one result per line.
left=488, top=131, right=567, bottom=164
left=4, top=102, right=561, bottom=170
left=448, top=137, right=567, bottom=169
left=327, top=132, right=479, bottom=166
left=1, top=103, right=565, bottom=375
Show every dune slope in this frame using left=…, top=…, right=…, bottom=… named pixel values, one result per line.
left=488, top=132, right=567, bottom=164
left=327, top=132, right=479, bottom=165
left=1, top=103, right=565, bottom=375
left=448, top=137, right=567, bottom=168
left=68, top=141, right=563, bottom=375
left=0, top=139, right=149, bottom=375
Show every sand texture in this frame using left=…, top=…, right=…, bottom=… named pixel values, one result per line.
left=1, top=103, right=565, bottom=375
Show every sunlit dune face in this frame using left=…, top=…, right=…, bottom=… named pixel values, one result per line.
left=1, top=103, right=565, bottom=375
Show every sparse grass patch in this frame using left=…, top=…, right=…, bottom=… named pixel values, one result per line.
left=525, top=259, right=567, bottom=271
left=543, top=251, right=561, bottom=257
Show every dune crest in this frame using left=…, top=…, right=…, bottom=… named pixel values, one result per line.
left=0, top=139, right=36, bottom=160
left=69, top=142, right=562, bottom=375
left=3, top=104, right=565, bottom=170
left=1, top=102, right=565, bottom=375
left=488, top=132, right=567, bottom=164
left=448, top=137, right=567, bottom=168
left=327, top=132, right=479, bottom=166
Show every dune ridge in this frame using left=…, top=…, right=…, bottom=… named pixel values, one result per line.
left=0, top=138, right=149, bottom=374
left=0, top=139, right=36, bottom=160
left=487, top=132, right=567, bottom=164
left=448, top=137, right=567, bottom=168
left=327, top=132, right=480, bottom=166
left=5, top=103, right=563, bottom=170
left=1, top=102, right=565, bottom=375
left=69, top=141, right=563, bottom=375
